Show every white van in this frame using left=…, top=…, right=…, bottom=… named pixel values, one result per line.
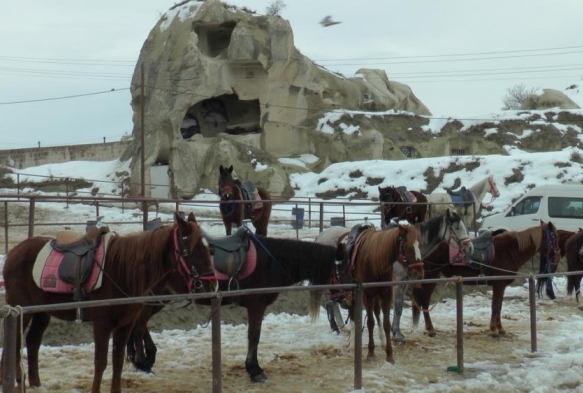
left=480, top=184, right=583, bottom=235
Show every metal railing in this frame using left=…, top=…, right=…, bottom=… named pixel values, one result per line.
left=2, top=270, right=580, bottom=393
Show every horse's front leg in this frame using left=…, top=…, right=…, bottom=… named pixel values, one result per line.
left=245, top=303, right=268, bottom=382
left=380, top=292, right=395, bottom=364
left=110, top=323, right=134, bottom=393
left=392, top=283, right=406, bottom=343
left=223, top=220, right=232, bottom=235
left=490, top=284, right=506, bottom=337
left=91, top=320, right=114, bottom=393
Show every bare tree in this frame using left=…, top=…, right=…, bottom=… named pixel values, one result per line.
left=266, top=0, right=286, bottom=16
left=502, top=83, right=539, bottom=110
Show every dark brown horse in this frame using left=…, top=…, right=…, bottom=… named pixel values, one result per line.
left=346, top=224, right=423, bottom=363
left=378, top=185, right=427, bottom=226
left=412, top=221, right=560, bottom=337
left=126, top=230, right=344, bottom=382
left=1, top=212, right=216, bottom=393
left=566, top=231, right=583, bottom=305
left=218, top=164, right=272, bottom=236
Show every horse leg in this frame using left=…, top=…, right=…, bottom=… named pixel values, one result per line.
left=380, top=291, right=395, bottom=364
left=10, top=313, right=32, bottom=388
left=392, top=283, right=406, bottom=343
left=224, top=220, right=233, bottom=235
left=490, top=284, right=507, bottom=337
left=421, top=283, right=438, bottom=337
left=364, top=295, right=376, bottom=362
left=110, top=324, right=134, bottom=393
left=127, top=305, right=159, bottom=373
left=245, top=303, right=268, bottom=382
left=374, top=298, right=385, bottom=347
left=26, top=313, right=51, bottom=387
left=91, top=320, right=114, bottom=393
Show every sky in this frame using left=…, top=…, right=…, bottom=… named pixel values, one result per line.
left=2, top=0, right=583, bottom=149
left=3, top=152, right=583, bottom=391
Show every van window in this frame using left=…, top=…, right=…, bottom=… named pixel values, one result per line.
left=548, top=196, right=583, bottom=218
left=514, top=196, right=542, bottom=216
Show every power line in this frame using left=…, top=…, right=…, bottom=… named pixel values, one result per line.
left=0, top=88, right=130, bottom=105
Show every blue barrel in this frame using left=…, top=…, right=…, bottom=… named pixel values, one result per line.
left=147, top=217, right=163, bottom=231
left=291, top=207, right=305, bottom=229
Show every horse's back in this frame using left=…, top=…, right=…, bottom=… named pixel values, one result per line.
left=315, top=227, right=348, bottom=246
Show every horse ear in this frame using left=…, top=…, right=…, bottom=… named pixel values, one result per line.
left=219, top=165, right=224, bottom=173
left=187, top=212, right=197, bottom=223
left=228, top=165, right=233, bottom=173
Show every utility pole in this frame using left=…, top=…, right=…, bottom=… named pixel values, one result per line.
left=140, top=62, right=148, bottom=231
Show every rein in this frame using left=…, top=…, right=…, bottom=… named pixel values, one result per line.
left=480, top=177, right=499, bottom=208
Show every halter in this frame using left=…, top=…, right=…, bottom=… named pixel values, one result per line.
left=218, top=180, right=240, bottom=218
left=397, top=235, right=423, bottom=272
left=481, top=176, right=499, bottom=208
left=173, top=226, right=216, bottom=293
left=445, top=214, right=472, bottom=250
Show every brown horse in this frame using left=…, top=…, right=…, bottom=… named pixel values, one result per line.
left=378, top=185, right=428, bottom=226
left=1, top=212, right=216, bottom=393
left=218, top=164, right=272, bottom=236
left=566, top=231, right=583, bottom=304
left=346, top=224, right=423, bottom=363
left=412, top=221, right=560, bottom=337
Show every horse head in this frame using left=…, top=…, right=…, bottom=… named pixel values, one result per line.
left=487, top=175, right=501, bottom=198
left=378, top=186, right=399, bottom=219
left=218, top=164, right=236, bottom=200
left=173, top=211, right=218, bottom=293
left=445, top=209, right=474, bottom=256
left=396, top=224, right=424, bottom=281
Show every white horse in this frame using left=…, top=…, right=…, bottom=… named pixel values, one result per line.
left=426, top=175, right=500, bottom=230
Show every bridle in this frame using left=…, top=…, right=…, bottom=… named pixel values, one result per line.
left=482, top=176, right=500, bottom=207
left=173, top=225, right=216, bottom=293
left=218, top=178, right=239, bottom=217
left=397, top=233, right=423, bottom=273
left=444, top=214, right=472, bottom=251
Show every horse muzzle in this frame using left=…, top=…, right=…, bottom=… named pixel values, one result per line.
left=460, top=238, right=474, bottom=256
left=407, top=261, right=424, bottom=281
left=197, top=273, right=219, bottom=293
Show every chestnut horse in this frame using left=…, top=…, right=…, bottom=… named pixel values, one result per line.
left=565, top=231, right=583, bottom=305
left=218, top=165, right=272, bottom=236
left=346, top=224, right=423, bottom=363
left=126, top=230, right=344, bottom=382
left=378, top=185, right=428, bottom=225
left=1, top=212, right=216, bottom=393
left=412, top=221, right=559, bottom=337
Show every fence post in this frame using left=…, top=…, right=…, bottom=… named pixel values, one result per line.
left=529, top=277, right=538, bottom=352
left=456, top=279, right=464, bottom=373
left=308, top=197, right=312, bottom=228
left=65, top=179, right=69, bottom=208
left=2, top=307, right=19, bottom=393
left=353, top=285, right=363, bottom=390
left=342, top=204, right=346, bottom=225
left=17, top=173, right=20, bottom=200
left=319, top=202, right=324, bottom=233
left=28, top=197, right=36, bottom=238
left=211, top=296, right=222, bottom=393
left=294, top=203, right=299, bottom=239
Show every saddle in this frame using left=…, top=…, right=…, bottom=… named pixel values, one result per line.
left=202, top=226, right=250, bottom=280
left=452, top=230, right=495, bottom=270
left=396, top=186, right=416, bottom=203
left=345, top=224, right=374, bottom=264
left=49, top=226, right=110, bottom=317
left=446, top=186, right=475, bottom=210
left=239, top=180, right=262, bottom=217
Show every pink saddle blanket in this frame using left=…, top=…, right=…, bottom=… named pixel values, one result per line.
left=214, top=242, right=257, bottom=281
left=252, top=192, right=263, bottom=210
left=449, top=246, right=469, bottom=267
left=33, top=232, right=114, bottom=294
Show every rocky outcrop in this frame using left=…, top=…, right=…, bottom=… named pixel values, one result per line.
left=522, top=89, right=581, bottom=110
left=123, top=0, right=431, bottom=198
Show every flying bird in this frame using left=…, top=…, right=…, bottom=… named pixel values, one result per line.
left=320, top=15, right=341, bottom=27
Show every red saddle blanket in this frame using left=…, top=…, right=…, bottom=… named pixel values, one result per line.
left=213, top=241, right=257, bottom=281
left=32, top=232, right=115, bottom=294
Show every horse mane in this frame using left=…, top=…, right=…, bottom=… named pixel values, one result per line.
left=355, top=227, right=403, bottom=278
left=502, top=225, right=542, bottom=252
left=106, top=225, right=174, bottom=296
left=417, top=214, right=446, bottom=246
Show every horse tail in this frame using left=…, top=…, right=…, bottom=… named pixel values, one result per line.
left=309, top=290, right=324, bottom=322
left=254, top=189, right=272, bottom=236
left=411, top=288, right=421, bottom=327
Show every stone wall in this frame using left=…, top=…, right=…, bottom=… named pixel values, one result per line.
left=0, top=141, right=130, bottom=169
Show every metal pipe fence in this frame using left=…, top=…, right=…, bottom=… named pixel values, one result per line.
left=2, top=270, right=582, bottom=393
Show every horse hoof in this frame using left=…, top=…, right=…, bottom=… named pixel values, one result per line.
left=386, top=356, right=395, bottom=364
left=428, top=331, right=437, bottom=338
left=490, top=332, right=500, bottom=338
left=251, top=372, right=268, bottom=383
left=393, top=334, right=406, bottom=343
left=365, top=356, right=375, bottom=364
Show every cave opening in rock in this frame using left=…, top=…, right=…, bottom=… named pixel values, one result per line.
left=194, top=21, right=237, bottom=58
left=182, top=94, right=261, bottom=138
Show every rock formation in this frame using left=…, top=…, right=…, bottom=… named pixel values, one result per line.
left=522, top=88, right=580, bottom=110
left=123, top=0, right=431, bottom=198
